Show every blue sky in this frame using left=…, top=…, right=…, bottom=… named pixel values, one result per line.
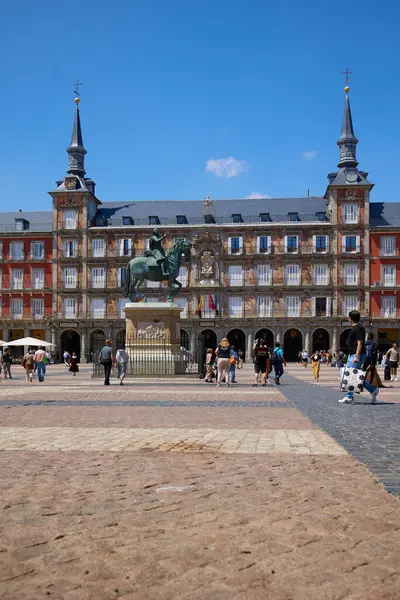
left=1, top=0, right=399, bottom=210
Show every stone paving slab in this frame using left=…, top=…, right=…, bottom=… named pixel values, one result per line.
left=0, top=427, right=346, bottom=455
left=0, top=406, right=314, bottom=429
left=0, top=452, right=399, bottom=600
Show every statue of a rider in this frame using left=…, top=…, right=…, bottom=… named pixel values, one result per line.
left=149, top=228, right=168, bottom=275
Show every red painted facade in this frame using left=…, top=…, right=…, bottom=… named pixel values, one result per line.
left=370, top=232, right=400, bottom=319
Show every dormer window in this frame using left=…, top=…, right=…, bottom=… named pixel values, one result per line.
left=232, top=214, right=243, bottom=224
left=316, top=212, right=327, bottom=222
left=123, top=216, right=133, bottom=226
left=176, top=215, right=187, bottom=225
left=204, top=214, right=215, bottom=224
left=288, top=212, right=299, bottom=222
left=259, top=213, right=271, bottom=222
left=15, top=218, right=29, bottom=231
left=149, top=216, right=160, bottom=225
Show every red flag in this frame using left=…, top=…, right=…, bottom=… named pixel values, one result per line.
left=208, top=294, right=217, bottom=311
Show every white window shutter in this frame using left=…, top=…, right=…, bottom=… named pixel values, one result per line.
left=284, top=235, right=288, bottom=253
left=311, top=297, right=316, bottom=317
left=127, top=238, right=132, bottom=253
left=356, top=235, right=360, bottom=252
left=325, top=236, right=329, bottom=252
left=267, top=236, right=272, bottom=254
left=312, top=236, right=316, bottom=252
left=326, top=297, right=332, bottom=317
left=118, top=268, right=121, bottom=287
left=239, top=237, right=243, bottom=254
left=342, top=236, right=347, bottom=253
left=228, top=237, right=232, bottom=255
left=256, top=236, right=260, bottom=253
left=118, top=239, right=124, bottom=256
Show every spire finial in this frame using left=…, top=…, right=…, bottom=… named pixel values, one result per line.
left=341, top=67, right=352, bottom=94
left=66, top=82, right=86, bottom=176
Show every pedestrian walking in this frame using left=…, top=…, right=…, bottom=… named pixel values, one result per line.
left=229, top=345, right=238, bottom=384
left=22, top=350, right=35, bottom=382
left=272, top=342, right=286, bottom=385
left=311, top=351, right=320, bottom=382
left=204, top=348, right=215, bottom=383
left=301, top=350, right=308, bottom=368
left=237, top=349, right=244, bottom=369
left=385, top=342, right=399, bottom=382
left=215, top=337, right=231, bottom=387
left=115, top=345, right=129, bottom=385
left=252, top=339, right=270, bottom=386
left=34, top=346, right=47, bottom=382
left=2, top=349, right=12, bottom=379
left=69, top=352, right=79, bottom=376
left=99, top=339, right=114, bottom=385
left=339, top=310, right=379, bottom=404
left=63, top=350, right=71, bottom=367
left=45, top=351, right=51, bottom=366
left=364, top=333, right=378, bottom=384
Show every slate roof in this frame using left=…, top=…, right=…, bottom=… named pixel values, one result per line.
left=0, top=211, right=52, bottom=233
left=370, top=202, right=400, bottom=227
left=94, top=197, right=328, bottom=226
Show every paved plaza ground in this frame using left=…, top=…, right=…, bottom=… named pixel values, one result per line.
left=0, top=362, right=399, bottom=599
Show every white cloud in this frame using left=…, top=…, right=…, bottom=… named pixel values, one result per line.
left=205, top=157, right=249, bottom=178
left=301, top=151, right=317, bottom=160
left=245, top=192, right=271, bottom=199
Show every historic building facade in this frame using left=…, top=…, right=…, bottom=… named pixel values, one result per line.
left=1, top=86, right=400, bottom=360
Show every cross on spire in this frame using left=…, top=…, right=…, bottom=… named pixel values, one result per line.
left=341, top=67, right=352, bottom=86
left=73, top=80, right=82, bottom=97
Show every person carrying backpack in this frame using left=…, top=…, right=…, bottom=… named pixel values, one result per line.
left=22, top=350, right=35, bottom=383
left=2, top=349, right=12, bottom=379
left=271, top=342, right=286, bottom=385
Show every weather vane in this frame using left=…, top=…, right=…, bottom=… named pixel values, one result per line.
left=341, top=67, right=352, bottom=86
left=73, top=80, right=82, bottom=97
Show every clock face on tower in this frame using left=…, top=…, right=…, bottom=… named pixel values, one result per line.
left=345, top=170, right=358, bottom=184
left=65, top=177, right=77, bottom=190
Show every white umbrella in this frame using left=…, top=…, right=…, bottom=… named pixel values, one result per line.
left=6, top=337, right=56, bottom=347
left=0, top=339, right=6, bottom=346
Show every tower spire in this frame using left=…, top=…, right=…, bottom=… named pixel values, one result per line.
left=337, top=83, right=358, bottom=168
left=66, top=96, right=87, bottom=176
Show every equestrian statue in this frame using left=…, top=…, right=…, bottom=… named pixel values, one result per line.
left=124, top=231, right=191, bottom=302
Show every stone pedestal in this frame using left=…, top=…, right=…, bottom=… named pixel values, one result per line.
left=124, top=302, right=183, bottom=376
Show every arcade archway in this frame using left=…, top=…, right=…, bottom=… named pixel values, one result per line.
left=115, top=329, right=126, bottom=350
left=90, top=329, right=107, bottom=361
left=227, top=329, right=246, bottom=357
left=340, top=329, right=352, bottom=353
left=180, top=329, right=190, bottom=350
left=255, top=329, right=274, bottom=349
left=284, top=328, right=303, bottom=362
left=200, top=329, right=217, bottom=352
left=60, top=330, right=81, bottom=362
left=312, top=328, right=330, bottom=352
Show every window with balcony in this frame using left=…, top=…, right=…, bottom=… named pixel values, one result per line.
left=285, top=236, right=298, bottom=253
left=257, top=264, right=272, bottom=285
left=380, top=236, right=396, bottom=256
left=63, top=298, right=77, bottom=319
left=174, top=297, right=188, bottom=318
left=228, top=296, right=243, bottom=317
left=382, top=265, right=396, bottom=287
left=257, top=296, right=272, bottom=317
left=11, top=298, right=23, bottom=319
left=343, top=203, right=359, bottom=224
left=91, top=298, right=105, bottom=319
left=382, top=296, right=396, bottom=318
left=118, top=297, right=127, bottom=318
left=285, top=296, right=300, bottom=317
left=177, top=266, right=188, bottom=287
left=313, top=235, right=328, bottom=253
left=312, top=297, right=331, bottom=317
left=342, top=295, right=359, bottom=314
left=62, top=240, right=78, bottom=258
left=285, top=264, right=300, bottom=285
left=313, top=265, right=329, bottom=286
left=118, top=238, right=132, bottom=257
left=31, top=298, right=44, bottom=319
left=32, top=269, right=44, bottom=290
left=343, top=235, right=360, bottom=253
left=91, top=238, right=105, bottom=257
left=91, top=268, right=105, bottom=288
left=11, top=269, right=24, bottom=290
left=342, top=263, right=359, bottom=286
left=64, top=268, right=77, bottom=288
left=30, top=241, right=45, bottom=259
left=257, top=236, right=271, bottom=254
left=63, top=210, right=78, bottom=230
left=228, top=236, right=243, bottom=255
left=10, top=241, right=24, bottom=260
left=118, top=268, right=127, bottom=287
left=228, top=265, right=244, bottom=286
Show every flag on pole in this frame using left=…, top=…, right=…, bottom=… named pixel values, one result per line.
left=196, top=296, right=204, bottom=314
left=208, top=294, right=217, bottom=311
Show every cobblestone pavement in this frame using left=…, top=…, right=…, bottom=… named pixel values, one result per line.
left=0, top=363, right=399, bottom=599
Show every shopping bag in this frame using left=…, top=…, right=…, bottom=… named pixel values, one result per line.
left=340, top=367, right=365, bottom=393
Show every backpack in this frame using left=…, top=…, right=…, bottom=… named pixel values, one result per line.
left=271, top=349, right=280, bottom=365
left=366, top=342, right=377, bottom=361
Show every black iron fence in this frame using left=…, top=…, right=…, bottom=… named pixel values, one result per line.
left=92, top=336, right=202, bottom=378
